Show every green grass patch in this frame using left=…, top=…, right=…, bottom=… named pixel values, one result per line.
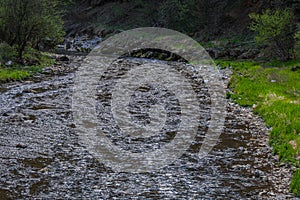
left=0, top=52, right=53, bottom=83
left=0, top=67, right=31, bottom=82
left=0, top=65, right=43, bottom=82
left=216, top=59, right=300, bottom=196
left=291, top=169, right=300, bottom=195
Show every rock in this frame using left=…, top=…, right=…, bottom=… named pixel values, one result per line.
left=11, top=113, right=26, bottom=122
left=238, top=49, right=259, bottom=59
left=254, top=169, right=264, bottom=178
left=66, top=41, right=72, bottom=50
left=229, top=49, right=239, bottom=58
left=289, top=140, right=297, bottom=150
left=38, top=37, right=56, bottom=50
left=2, top=112, right=10, bottom=117
left=99, top=29, right=114, bottom=37
left=57, top=44, right=66, bottom=50
left=5, top=60, right=13, bottom=66
left=56, top=55, right=70, bottom=62
left=212, top=49, right=221, bottom=59
left=16, top=143, right=27, bottom=149
left=62, top=35, right=102, bottom=53
left=206, top=48, right=247, bottom=59
left=206, top=48, right=220, bottom=59
left=291, top=66, right=300, bottom=71
left=69, top=123, right=76, bottom=128
left=39, top=167, right=49, bottom=173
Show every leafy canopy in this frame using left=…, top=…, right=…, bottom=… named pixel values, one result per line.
left=249, top=9, right=297, bottom=61
left=0, top=0, right=65, bottom=61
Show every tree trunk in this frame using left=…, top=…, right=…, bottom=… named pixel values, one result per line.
left=17, top=44, right=26, bottom=63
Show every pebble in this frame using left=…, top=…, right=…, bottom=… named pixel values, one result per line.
left=0, top=56, right=295, bottom=199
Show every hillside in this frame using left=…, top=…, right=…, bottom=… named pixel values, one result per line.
left=64, top=0, right=299, bottom=41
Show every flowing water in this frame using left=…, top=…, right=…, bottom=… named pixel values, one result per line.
left=0, top=56, right=294, bottom=199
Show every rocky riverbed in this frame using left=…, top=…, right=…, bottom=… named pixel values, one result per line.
left=0, top=56, right=296, bottom=199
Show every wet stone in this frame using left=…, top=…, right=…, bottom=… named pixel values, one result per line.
left=0, top=56, right=294, bottom=199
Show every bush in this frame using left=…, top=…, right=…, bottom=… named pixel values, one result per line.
left=249, top=9, right=297, bottom=61
left=0, top=42, right=17, bottom=64
left=0, top=0, right=65, bottom=61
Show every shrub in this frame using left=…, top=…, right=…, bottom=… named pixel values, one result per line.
left=0, top=0, right=65, bottom=61
left=249, top=9, right=297, bottom=61
left=0, top=42, right=17, bottom=64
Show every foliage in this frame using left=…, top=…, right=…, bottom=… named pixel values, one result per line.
left=249, top=9, right=297, bottom=61
left=295, top=24, right=300, bottom=58
left=92, top=0, right=159, bottom=32
left=158, top=0, right=227, bottom=34
left=0, top=0, right=65, bottom=61
left=271, top=0, right=300, bottom=11
left=0, top=42, right=17, bottom=63
left=217, top=59, right=300, bottom=196
left=158, top=0, right=190, bottom=32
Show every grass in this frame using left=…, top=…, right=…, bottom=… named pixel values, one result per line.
left=216, top=59, right=300, bottom=196
left=292, top=170, right=300, bottom=195
left=0, top=67, right=31, bottom=82
left=0, top=65, right=44, bottom=82
left=0, top=52, right=53, bottom=83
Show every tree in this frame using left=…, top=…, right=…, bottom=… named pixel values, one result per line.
left=0, top=0, right=65, bottom=61
left=249, top=9, right=297, bottom=61
left=295, top=24, right=300, bottom=55
left=158, top=0, right=229, bottom=35
left=158, top=0, right=190, bottom=32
